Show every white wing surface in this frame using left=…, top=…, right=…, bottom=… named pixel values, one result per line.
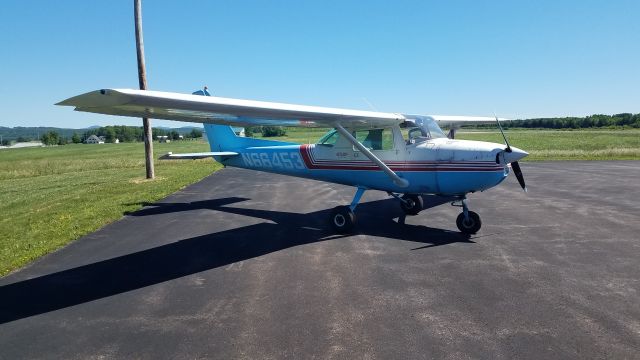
left=428, top=115, right=509, bottom=127
left=57, top=89, right=405, bottom=129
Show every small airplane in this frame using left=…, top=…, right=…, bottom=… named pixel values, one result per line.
left=57, top=88, right=528, bottom=234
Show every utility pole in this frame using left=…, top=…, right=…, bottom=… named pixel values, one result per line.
left=134, top=0, right=154, bottom=179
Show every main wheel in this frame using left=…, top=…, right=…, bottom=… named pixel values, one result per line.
left=400, top=194, right=424, bottom=216
left=330, top=206, right=356, bottom=233
left=456, top=211, right=482, bottom=234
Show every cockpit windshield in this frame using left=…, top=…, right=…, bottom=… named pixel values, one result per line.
left=401, top=114, right=447, bottom=144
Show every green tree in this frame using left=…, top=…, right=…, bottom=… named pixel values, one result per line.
left=103, top=127, right=116, bottom=143
left=71, top=133, right=82, bottom=143
left=41, top=131, right=60, bottom=145
left=262, top=126, right=286, bottom=137
left=152, top=128, right=168, bottom=138
left=169, top=130, right=180, bottom=140
left=189, top=128, right=203, bottom=138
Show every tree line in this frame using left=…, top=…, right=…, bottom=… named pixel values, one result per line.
left=469, top=113, right=640, bottom=129
left=38, top=126, right=203, bottom=146
left=245, top=126, right=287, bottom=137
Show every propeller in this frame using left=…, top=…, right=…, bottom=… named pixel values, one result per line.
left=495, top=114, right=527, bottom=192
left=510, top=161, right=526, bottom=192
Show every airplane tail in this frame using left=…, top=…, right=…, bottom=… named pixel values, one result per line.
left=204, top=124, right=242, bottom=152
left=204, top=124, right=298, bottom=152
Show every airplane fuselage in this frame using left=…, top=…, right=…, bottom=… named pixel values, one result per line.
left=216, top=125, right=513, bottom=196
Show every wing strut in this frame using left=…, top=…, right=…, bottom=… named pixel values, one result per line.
left=334, top=124, right=409, bottom=188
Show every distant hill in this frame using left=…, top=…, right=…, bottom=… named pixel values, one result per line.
left=0, top=125, right=203, bottom=141
left=0, top=127, right=85, bottom=141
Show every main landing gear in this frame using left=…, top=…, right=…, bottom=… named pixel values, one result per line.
left=397, top=194, right=424, bottom=216
left=330, top=187, right=366, bottom=233
left=330, top=188, right=482, bottom=235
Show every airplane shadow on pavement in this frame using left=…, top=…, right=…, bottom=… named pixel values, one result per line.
left=0, top=195, right=473, bottom=324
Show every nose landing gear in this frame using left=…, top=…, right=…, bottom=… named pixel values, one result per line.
left=452, top=198, right=482, bottom=234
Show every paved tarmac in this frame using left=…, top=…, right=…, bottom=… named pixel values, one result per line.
left=1, top=161, right=639, bottom=359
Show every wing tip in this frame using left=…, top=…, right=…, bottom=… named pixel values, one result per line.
left=55, top=89, right=128, bottom=108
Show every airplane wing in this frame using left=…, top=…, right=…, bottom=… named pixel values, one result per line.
left=428, top=115, right=509, bottom=127
left=160, top=151, right=238, bottom=160
left=57, top=89, right=405, bottom=129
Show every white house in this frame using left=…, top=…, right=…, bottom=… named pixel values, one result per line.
left=85, top=135, right=104, bottom=144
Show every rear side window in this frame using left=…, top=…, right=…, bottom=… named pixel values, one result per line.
left=353, top=129, right=394, bottom=150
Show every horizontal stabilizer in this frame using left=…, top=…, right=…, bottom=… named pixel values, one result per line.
left=160, top=151, right=238, bottom=160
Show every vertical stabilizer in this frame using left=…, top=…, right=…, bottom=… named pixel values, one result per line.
left=204, top=124, right=242, bottom=152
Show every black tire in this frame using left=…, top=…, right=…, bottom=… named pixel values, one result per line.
left=330, top=206, right=356, bottom=233
left=400, top=194, right=424, bottom=216
left=456, top=211, right=482, bottom=234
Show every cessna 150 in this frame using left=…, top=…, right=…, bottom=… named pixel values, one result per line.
left=57, top=88, right=528, bottom=234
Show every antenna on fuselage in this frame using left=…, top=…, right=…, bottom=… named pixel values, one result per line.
left=361, top=97, right=378, bottom=112
left=494, top=112, right=512, bottom=152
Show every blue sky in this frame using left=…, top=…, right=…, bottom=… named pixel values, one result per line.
left=1, top=0, right=639, bottom=128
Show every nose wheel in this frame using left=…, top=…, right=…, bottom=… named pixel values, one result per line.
left=452, top=198, right=482, bottom=234
left=456, top=211, right=481, bottom=234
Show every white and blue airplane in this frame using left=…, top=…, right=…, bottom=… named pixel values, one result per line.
left=57, top=88, right=528, bottom=234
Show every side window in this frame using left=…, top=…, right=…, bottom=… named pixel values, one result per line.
left=318, top=130, right=340, bottom=146
left=353, top=129, right=394, bottom=151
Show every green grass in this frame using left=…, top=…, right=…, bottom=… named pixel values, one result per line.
left=0, top=141, right=217, bottom=276
left=455, top=129, right=640, bottom=160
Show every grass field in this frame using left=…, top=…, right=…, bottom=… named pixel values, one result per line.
left=0, top=140, right=216, bottom=275
left=456, top=129, right=640, bottom=161
left=1, top=128, right=639, bottom=275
